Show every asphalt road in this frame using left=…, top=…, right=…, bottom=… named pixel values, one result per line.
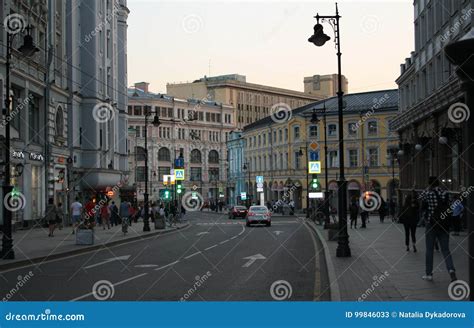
left=0, top=212, right=329, bottom=301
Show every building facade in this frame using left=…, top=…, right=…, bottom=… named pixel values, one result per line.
left=242, top=90, right=400, bottom=211
left=167, top=74, right=341, bottom=129
left=128, top=83, right=236, bottom=205
left=303, top=74, right=349, bottom=98
left=226, top=131, right=246, bottom=206
left=66, top=0, right=130, bottom=209
left=392, top=0, right=472, bottom=199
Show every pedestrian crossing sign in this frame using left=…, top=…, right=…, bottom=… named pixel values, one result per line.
left=175, top=169, right=185, bottom=181
left=308, top=161, right=321, bottom=174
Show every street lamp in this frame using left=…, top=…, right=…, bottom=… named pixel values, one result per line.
left=308, top=3, right=350, bottom=257
left=445, top=27, right=474, bottom=301
left=310, top=102, right=331, bottom=227
left=386, top=152, right=399, bottom=217
left=143, top=108, right=161, bottom=232
left=243, top=162, right=251, bottom=207
left=2, top=26, right=39, bottom=260
left=298, top=147, right=310, bottom=218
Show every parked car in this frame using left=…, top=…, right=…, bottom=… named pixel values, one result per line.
left=229, top=206, right=248, bottom=220
left=246, top=206, right=271, bottom=227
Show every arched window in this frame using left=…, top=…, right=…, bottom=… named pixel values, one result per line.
left=208, top=150, right=219, bottom=164
left=158, top=147, right=171, bottom=161
left=55, top=106, right=64, bottom=137
left=191, top=149, right=202, bottom=163
left=136, top=146, right=146, bottom=161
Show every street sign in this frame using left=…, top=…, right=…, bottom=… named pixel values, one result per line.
left=219, top=193, right=225, bottom=198
left=310, top=142, right=319, bottom=150
left=163, top=175, right=175, bottom=185
left=310, top=151, right=319, bottom=161
left=256, top=176, right=264, bottom=184
left=309, top=192, right=325, bottom=199
left=175, top=169, right=185, bottom=180
left=240, top=192, right=247, bottom=200
left=308, top=161, right=321, bottom=174
left=192, top=192, right=198, bottom=200
left=257, top=187, right=263, bottom=192
left=175, top=157, right=184, bottom=168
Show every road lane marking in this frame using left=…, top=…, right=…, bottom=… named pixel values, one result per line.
left=303, top=223, right=321, bottom=301
left=184, top=251, right=201, bottom=259
left=135, top=264, right=159, bottom=268
left=242, top=254, right=266, bottom=268
left=273, top=231, right=284, bottom=236
left=196, top=232, right=210, bottom=236
left=71, top=273, right=148, bottom=301
left=230, top=236, right=237, bottom=240
left=154, top=260, right=180, bottom=271
left=219, top=240, right=229, bottom=244
left=204, top=244, right=218, bottom=251
left=83, top=255, right=131, bottom=270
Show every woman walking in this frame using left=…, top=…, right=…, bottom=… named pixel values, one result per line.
left=399, top=194, right=419, bottom=252
left=350, top=198, right=359, bottom=229
left=46, top=198, right=58, bottom=237
left=100, top=202, right=111, bottom=230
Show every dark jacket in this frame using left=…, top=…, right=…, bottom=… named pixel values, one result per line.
left=400, top=203, right=418, bottom=225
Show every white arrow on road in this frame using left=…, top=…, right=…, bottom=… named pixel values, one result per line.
left=196, top=232, right=210, bottom=236
left=84, top=255, right=131, bottom=270
left=273, top=231, right=284, bottom=236
left=242, top=254, right=266, bottom=268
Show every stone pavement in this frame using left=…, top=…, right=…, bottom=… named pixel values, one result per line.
left=0, top=220, right=188, bottom=270
left=310, top=215, right=469, bottom=301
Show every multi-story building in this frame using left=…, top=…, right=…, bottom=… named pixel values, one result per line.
left=0, top=0, right=70, bottom=225
left=128, top=82, right=235, bottom=204
left=392, top=0, right=472, bottom=198
left=303, top=74, right=349, bottom=98
left=66, top=0, right=130, bottom=207
left=242, top=90, right=399, bottom=210
left=226, top=131, right=246, bottom=206
left=167, top=74, right=346, bottom=129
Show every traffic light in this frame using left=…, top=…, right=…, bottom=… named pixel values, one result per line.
left=177, top=182, right=183, bottom=194
left=164, top=190, right=170, bottom=200
left=311, top=175, right=320, bottom=190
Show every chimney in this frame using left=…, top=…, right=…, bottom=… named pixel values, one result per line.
left=134, top=82, right=150, bottom=93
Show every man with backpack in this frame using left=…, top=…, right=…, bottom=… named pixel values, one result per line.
left=420, top=177, right=457, bottom=282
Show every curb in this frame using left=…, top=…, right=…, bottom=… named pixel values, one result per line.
left=305, top=220, right=341, bottom=301
left=0, top=223, right=190, bottom=272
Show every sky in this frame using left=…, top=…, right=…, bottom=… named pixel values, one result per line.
left=127, top=0, right=414, bottom=95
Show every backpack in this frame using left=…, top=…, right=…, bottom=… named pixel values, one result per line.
left=432, top=190, right=451, bottom=231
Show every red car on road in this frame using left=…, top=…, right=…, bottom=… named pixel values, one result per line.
left=228, top=206, right=248, bottom=220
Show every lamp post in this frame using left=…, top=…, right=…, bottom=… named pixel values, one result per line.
left=445, top=28, right=474, bottom=301
left=1, top=26, right=39, bottom=260
left=243, top=162, right=251, bottom=207
left=386, top=152, right=398, bottom=214
left=298, top=147, right=310, bottom=218
left=143, top=109, right=161, bottom=232
left=308, top=2, right=350, bottom=257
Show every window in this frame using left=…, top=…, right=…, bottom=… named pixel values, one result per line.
left=191, top=149, right=202, bottom=163
left=294, top=152, right=301, bottom=169
left=28, top=95, right=41, bottom=143
left=349, top=149, right=358, bottom=168
left=328, top=124, right=337, bottom=137
left=128, top=106, right=132, bottom=115
left=368, top=120, right=378, bottom=135
left=208, top=150, right=219, bottom=164
left=135, top=147, right=146, bottom=161
left=158, top=167, right=170, bottom=181
left=209, top=168, right=219, bottom=181
left=191, top=167, right=202, bottom=181
left=309, top=125, right=318, bottom=138
left=347, top=123, right=357, bottom=136
left=329, top=151, right=339, bottom=168
left=158, top=147, right=171, bottom=161
left=285, top=128, right=288, bottom=141
left=293, top=126, right=300, bottom=140
left=134, top=106, right=142, bottom=116
left=206, top=112, right=210, bottom=121
left=136, top=166, right=146, bottom=182
left=368, top=148, right=379, bottom=167
left=55, top=107, right=64, bottom=137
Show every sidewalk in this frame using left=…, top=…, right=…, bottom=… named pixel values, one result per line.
left=0, top=220, right=188, bottom=271
left=310, top=216, right=469, bottom=301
